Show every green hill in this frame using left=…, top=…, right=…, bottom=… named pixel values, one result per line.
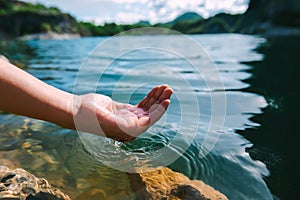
left=1, top=0, right=299, bottom=39
left=155, top=12, right=203, bottom=28
left=169, top=0, right=300, bottom=35
left=0, top=0, right=78, bottom=39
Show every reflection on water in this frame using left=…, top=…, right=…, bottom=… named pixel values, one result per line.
left=0, top=34, right=284, bottom=199
left=0, top=117, right=135, bottom=199
left=240, top=36, right=300, bottom=200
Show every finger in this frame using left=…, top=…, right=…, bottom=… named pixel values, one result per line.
left=149, top=99, right=171, bottom=125
left=145, top=85, right=167, bottom=109
left=158, top=88, right=173, bottom=101
left=148, top=85, right=161, bottom=97
left=149, top=97, right=171, bottom=113
left=160, top=98, right=171, bottom=110
left=154, top=85, right=168, bottom=98
left=151, top=87, right=172, bottom=109
left=137, top=86, right=159, bottom=108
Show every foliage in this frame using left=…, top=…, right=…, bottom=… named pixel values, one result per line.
left=78, top=21, right=150, bottom=36
left=0, top=0, right=244, bottom=37
left=0, top=0, right=61, bottom=15
left=41, top=23, right=51, bottom=32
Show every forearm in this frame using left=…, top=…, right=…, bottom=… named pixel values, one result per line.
left=0, top=59, right=77, bottom=129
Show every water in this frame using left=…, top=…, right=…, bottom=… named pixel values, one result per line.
left=0, top=34, right=299, bottom=199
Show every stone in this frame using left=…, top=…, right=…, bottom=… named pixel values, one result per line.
left=0, top=166, right=70, bottom=200
left=128, top=167, right=228, bottom=200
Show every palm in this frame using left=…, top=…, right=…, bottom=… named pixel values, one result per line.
left=100, top=85, right=172, bottom=142
left=75, top=85, right=173, bottom=142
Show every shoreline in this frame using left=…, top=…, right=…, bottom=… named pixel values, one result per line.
left=18, top=27, right=300, bottom=41
left=19, top=31, right=81, bottom=40
left=1, top=26, right=299, bottom=42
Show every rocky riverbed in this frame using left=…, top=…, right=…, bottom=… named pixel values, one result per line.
left=0, top=164, right=70, bottom=200
left=0, top=161, right=227, bottom=200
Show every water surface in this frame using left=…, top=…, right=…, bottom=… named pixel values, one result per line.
left=0, top=34, right=289, bottom=199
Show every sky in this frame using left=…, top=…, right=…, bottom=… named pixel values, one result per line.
left=23, top=0, right=250, bottom=25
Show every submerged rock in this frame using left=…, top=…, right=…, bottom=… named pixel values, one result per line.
left=128, top=167, right=228, bottom=200
left=0, top=166, right=70, bottom=200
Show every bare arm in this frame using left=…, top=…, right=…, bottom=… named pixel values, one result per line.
left=0, top=59, right=76, bottom=129
left=0, top=59, right=172, bottom=142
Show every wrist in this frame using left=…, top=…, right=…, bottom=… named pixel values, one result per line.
left=54, top=93, right=81, bottom=130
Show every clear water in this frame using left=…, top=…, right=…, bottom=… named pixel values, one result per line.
left=0, top=34, right=289, bottom=199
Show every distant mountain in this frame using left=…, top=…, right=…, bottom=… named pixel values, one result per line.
left=169, top=0, right=300, bottom=35
left=135, top=20, right=151, bottom=26
left=172, top=12, right=203, bottom=24
left=157, top=12, right=203, bottom=28
left=1, top=0, right=299, bottom=39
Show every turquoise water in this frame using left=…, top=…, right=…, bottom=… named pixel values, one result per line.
left=1, top=34, right=298, bottom=199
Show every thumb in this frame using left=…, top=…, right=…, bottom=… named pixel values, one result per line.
left=138, top=115, right=151, bottom=127
left=149, top=99, right=170, bottom=125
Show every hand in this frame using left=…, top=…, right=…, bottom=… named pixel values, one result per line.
left=73, top=85, right=173, bottom=142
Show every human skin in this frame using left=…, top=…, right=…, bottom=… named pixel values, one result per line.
left=0, top=59, right=172, bottom=142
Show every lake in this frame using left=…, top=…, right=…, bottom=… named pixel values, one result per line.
left=0, top=33, right=299, bottom=199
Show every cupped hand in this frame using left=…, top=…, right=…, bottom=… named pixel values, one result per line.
left=73, top=85, right=173, bottom=142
